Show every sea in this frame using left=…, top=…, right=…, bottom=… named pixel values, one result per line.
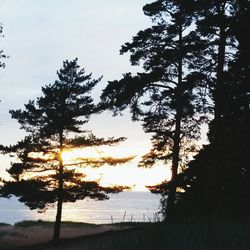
left=0, top=192, right=162, bottom=225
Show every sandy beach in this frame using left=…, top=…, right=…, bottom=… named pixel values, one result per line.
left=0, top=222, right=127, bottom=248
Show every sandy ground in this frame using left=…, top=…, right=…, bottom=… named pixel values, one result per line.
left=0, top=224, right=122, bottom=248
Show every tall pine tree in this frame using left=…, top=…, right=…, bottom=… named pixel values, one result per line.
left=172, top=0, right=250, bottom=217
left=0, top=59, right=132, bottom=241
left=100, top=0, right=209, bottom=218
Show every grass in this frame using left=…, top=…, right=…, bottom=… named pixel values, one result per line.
left=1, top=216, right=250, bottom=250
left=124, top=215, right=250, bottom=250
left=42, top=215, right=250, bottom=250
left=90, top=217, right=249, bottom=250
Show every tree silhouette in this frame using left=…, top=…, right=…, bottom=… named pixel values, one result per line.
left=169, top=0, right=250, bottom=217
left=100, top=0, right=209, bottom=217
left=0, top=59, right=132, bottom=241
left=194, top=0, right=239, bottom=149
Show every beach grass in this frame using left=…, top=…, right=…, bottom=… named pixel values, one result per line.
left=1, top=216, right=250, bottom=250
left=63, top=217, right=250, bottom=250
left=41, top=216, right=250, bottom=250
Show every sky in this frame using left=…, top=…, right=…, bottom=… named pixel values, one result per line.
left=0, top=0, right=170, bottom=191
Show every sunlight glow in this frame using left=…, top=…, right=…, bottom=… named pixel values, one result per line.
left=61, top=145, right=171, bottom=191
left=61, top=142, right=147, bottom=164
left=19, top=143, right=171, bottom=191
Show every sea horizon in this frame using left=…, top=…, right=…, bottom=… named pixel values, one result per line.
left=0, top=191, right=162, bottom=225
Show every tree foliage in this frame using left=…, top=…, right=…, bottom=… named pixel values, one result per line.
left=165, top=0, right=250, bottom=218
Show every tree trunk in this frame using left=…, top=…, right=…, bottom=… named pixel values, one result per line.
left=53, top=132, right=64, bottom=242
left=166, top=110, right=182, bottom=218
left=165, top=19, right=183, bottom=219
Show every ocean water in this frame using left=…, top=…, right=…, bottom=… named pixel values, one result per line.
left=0, top=192, right=162, bottom=225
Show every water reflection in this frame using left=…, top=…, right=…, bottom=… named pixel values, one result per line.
left=0, top=192, right=162, bottom=225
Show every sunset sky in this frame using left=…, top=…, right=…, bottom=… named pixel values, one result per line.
left=0, top=0, right=170, bottom=190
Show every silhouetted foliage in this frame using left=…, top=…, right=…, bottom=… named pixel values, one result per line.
left=100, top=0, right=209, bottom=218
left=193, top=0, right=240, bottom=148
left=0, top=59, right=132, bottom=241
left=168, top=0, right=250, bottom=219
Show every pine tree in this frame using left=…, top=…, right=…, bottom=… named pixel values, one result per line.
left=194, top=0, right=239, bottom=147
left=0, top=59, right=132, bottom=241
left=173, top=0, right=250, bottom=217
left=100, top=0, right=209, bottom=218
